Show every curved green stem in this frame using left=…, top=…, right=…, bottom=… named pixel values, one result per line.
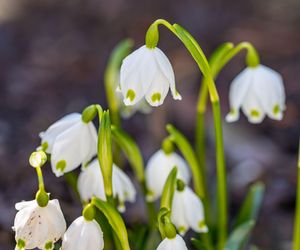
left=146, top=19, right=227, bottom=249
left=293, top=139, right=300, bottom=250
left=36, top=166, right=45, bottom=191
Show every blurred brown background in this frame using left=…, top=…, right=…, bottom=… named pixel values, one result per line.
left=0, top=0, right=299, bottom=249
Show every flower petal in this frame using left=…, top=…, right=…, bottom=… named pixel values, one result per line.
left=153, top=47, right=181, bottom=100
left=183, top=187, right=208, bottom=233
left=145, top=70, right=170, bottom=106
left=39, top=113, right=81, bottom=153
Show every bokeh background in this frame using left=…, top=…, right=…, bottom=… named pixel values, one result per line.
left=0, top=0, right=299, bottom=249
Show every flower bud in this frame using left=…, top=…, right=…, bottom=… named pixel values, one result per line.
left=29, top=151, right=47, bottom=168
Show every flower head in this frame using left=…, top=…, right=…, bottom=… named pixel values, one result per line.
left=13, top=199, right=66, bottom=250
left=78, top=159, right=136, bottom=212
left=145, top=150, right=190, bottom=202
left=171, top=186, right=208, bottom=235
left=62, top=216, right=104, bottom=250
left=156, top=234, right=188, bottom=250
left=226, top=65, right=286, bottom=124
left=119, top=45, right=182, bottom=107
left=39, top=113, right=97, bottom=177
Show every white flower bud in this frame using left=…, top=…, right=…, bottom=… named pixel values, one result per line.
left=145, top=150, right=190, bottom=202
left=226, top=65, right=286, bottom=124
left=39, top=113, right=97, bottom=177
left=13, top=199, right=66, bottom=250
left=120, top=45, right=182, bottom=107
left=62, top=216, right=104, bottom=250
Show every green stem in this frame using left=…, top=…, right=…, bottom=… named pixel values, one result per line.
left=36, top=166, right=45, bottom=191
left=293, top=140, right=300, bottom=250
left=212, top=101, right=227, bottom=249
left=147, top=19, right=229, bottom=249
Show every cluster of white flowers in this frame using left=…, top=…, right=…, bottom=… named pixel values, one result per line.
left=146, top=149, right=208, bottom=236
left=13, top=30, right=286, bottom=250
left=120, top=46, right=286, bottom=124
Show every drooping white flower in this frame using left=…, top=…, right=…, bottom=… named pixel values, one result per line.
left=226, top=65, right=286, bottom=124
left=119, top=45, right=182, bottom=107
left=13, top=199, right=66, bottom=250
left=171, top=186, right=208, bottom=235
left=77, top=159, right=136, bottom=212
left=145, top=150, right=190, bottom=202
left=156, top=234, right=188, bottom=250
left=62, top=216, right=104, bottom=250
left=39, top=113, right=98, bottom=177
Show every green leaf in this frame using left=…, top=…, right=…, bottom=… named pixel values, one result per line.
left=234, top=182, right=265, bottom=228
left=225, top=221, right=255, bottom=250
left=111, top=125, right=144, bottom=182
left=161, top=167, right=178, bottom=210
left=92, top=197, right=131, bottom=250
left=98, top=111, right=113, bottom=197
left=104, top=39, right=133, bottom=127
left=173, top=23, right=211, bottom=78
left=166, top=124, right=205, bottom=198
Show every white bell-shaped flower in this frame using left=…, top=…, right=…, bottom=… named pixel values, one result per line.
left=156, top=234, right=188, bottom=250
left=62, top=216, right=104, bottom=250
left=171, top=186, right=208, bottom=235
left=119, top=45, right=182, bottom=107
left=13, top=199, right=66, bottom=250
left=145, top=150, right=190, bottom=202
left=39, top=113, right=98, bottom=177
left=226, top=65, right=286, bottom=124
left=77, top=159, right=136, bottom=212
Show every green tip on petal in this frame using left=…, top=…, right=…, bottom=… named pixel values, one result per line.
left=17, top=239, right=25, bottom=250
left=250, top=109, right=260, bottom=118
left=56, top=160, right=66, bottom=173
left=229, top=108, right=236, bottom=115
left=151, top=92, right=161, bottom=103
left=178, top=226, right=186, bottom=234
left=44, top=241, right=53, bottom=250
left=273, top=104, right=280, bottom=115
left=199, top=220, right=206, bottom=229
left=126, top=89, right=136, bottom=102
left=176, top=179, right=185, bottom=192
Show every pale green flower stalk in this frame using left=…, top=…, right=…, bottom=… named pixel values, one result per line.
left=293, top=139, right=300, bottom=250
left=145, top=19, right=228, bottom=249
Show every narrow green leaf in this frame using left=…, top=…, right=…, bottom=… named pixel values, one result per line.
left=173, top=23, right=211, bottom=78
left=111, top=125, right=144, bottom=182
left=166, top=124, right=205, bottom=198
left=104, top=39, right=133, bottom=127
left=225, top=221, right=255, bottom=250
left=161, top=167, right=178, bottom=210
left=92, top=197, right=130, bottom=250
left=98, top=111, right=113, bottom=197
left=234, top=182, right=265, bottom=228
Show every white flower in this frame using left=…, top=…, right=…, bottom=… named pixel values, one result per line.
left=39, top=113, right=98, bottom=177
left=62, top=216, right=104, bottom=250
left=77, top=159, right=136, bottom=212
left=226, top=65, right=286, bottom=124
left=156, top=234, right=188, bottom=250
left=145, top=150, right=190, bottom=202
left=119, top=45, right=182, bottom=107
left=13, top=199, right=66, bottom=250
left=171, top=186, right=208, bottom=235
